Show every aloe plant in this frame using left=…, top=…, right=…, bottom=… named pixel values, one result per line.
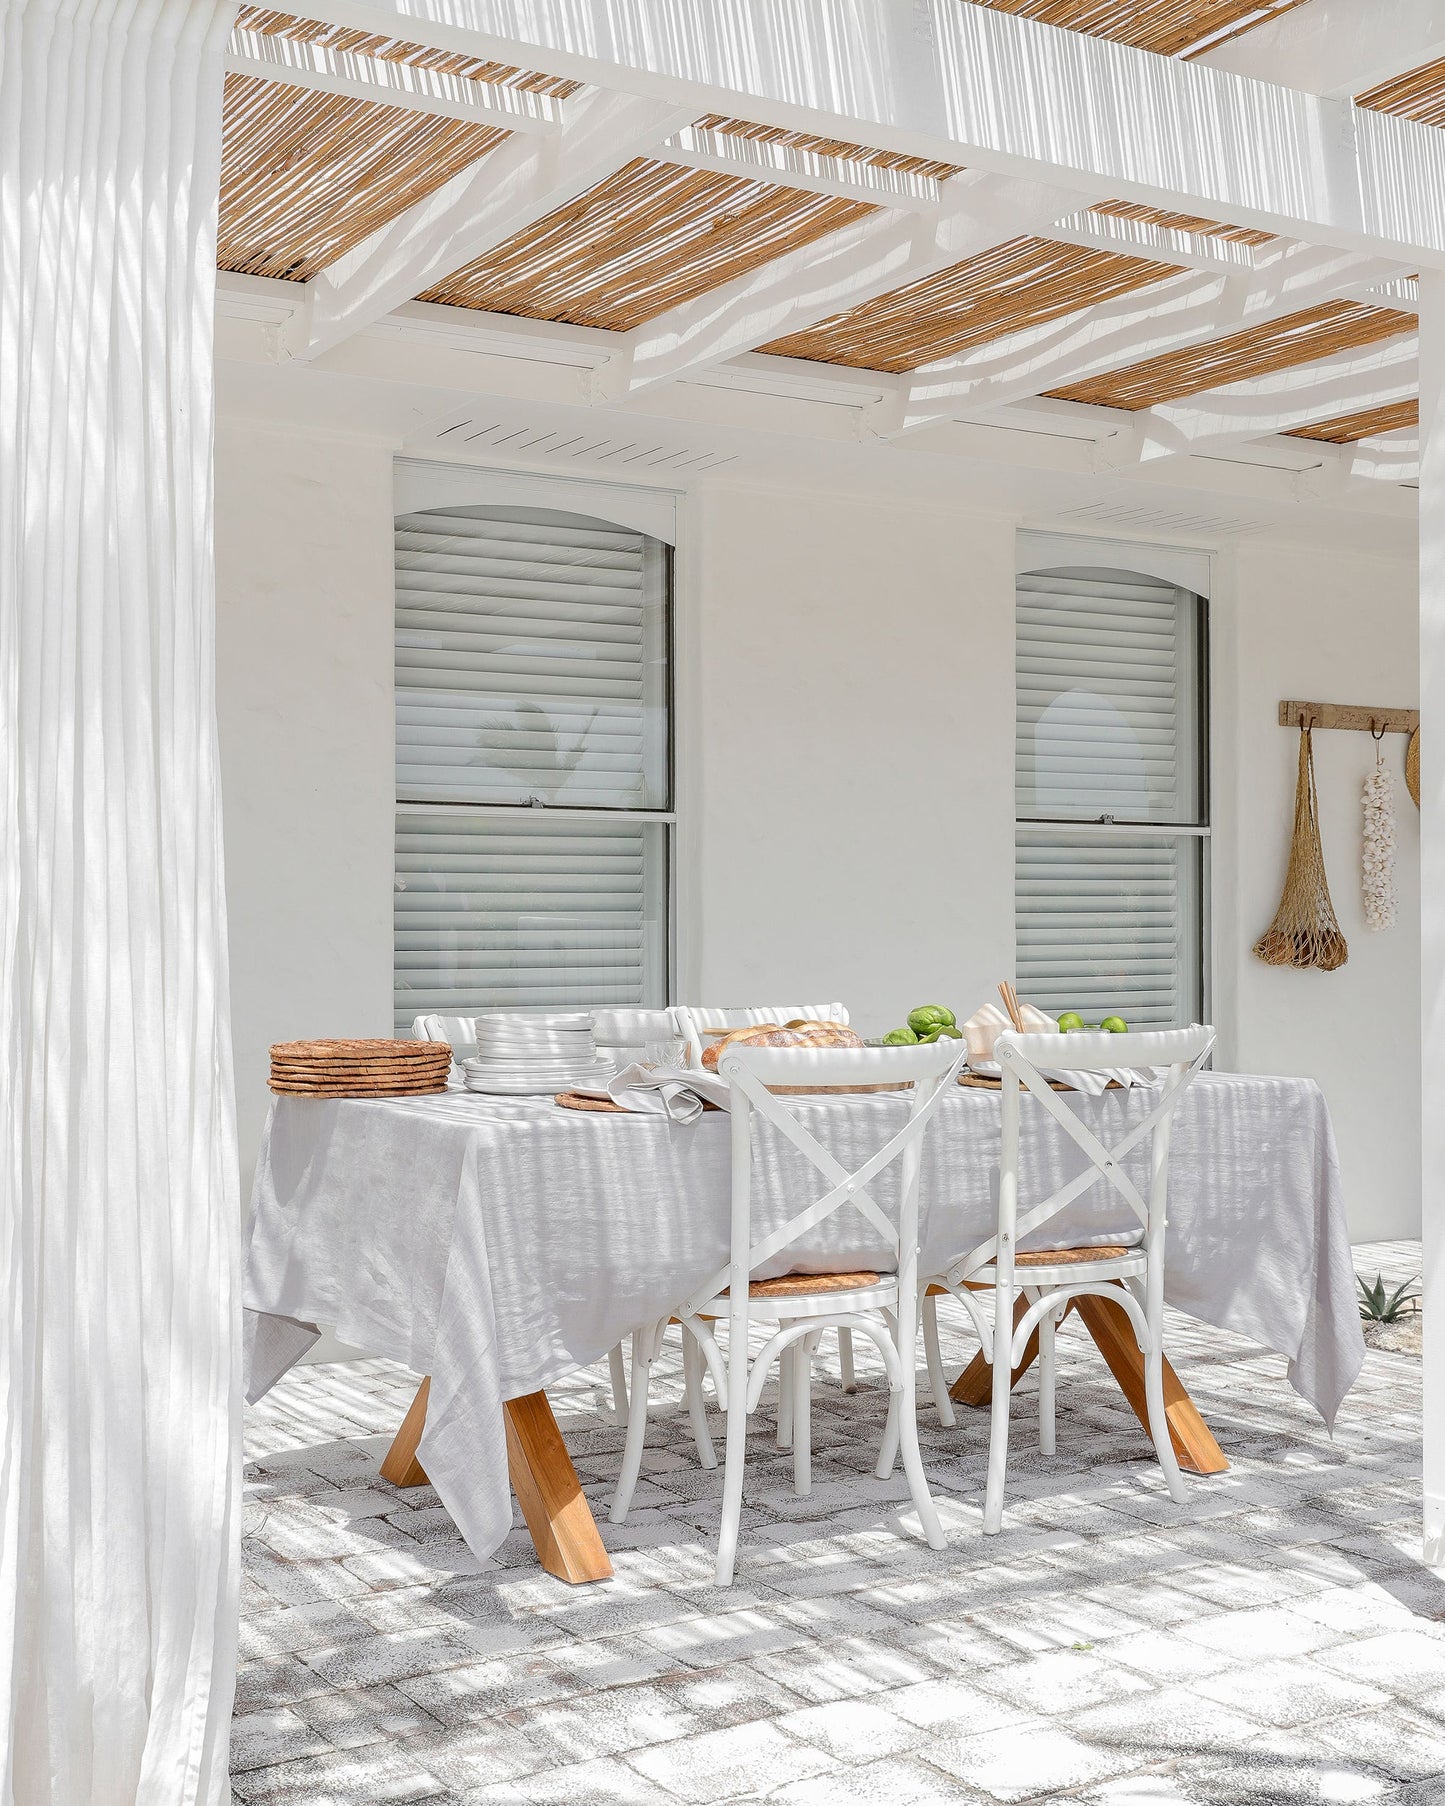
left=1357, top=1271, right=1421, bottom=1323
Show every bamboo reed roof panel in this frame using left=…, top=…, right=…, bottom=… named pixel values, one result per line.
left=760, top=236, right=1180, bottom=373
left=234, top=7, right=580, bottom=94
left=1287, top=399, right=1419, bottom=443
left=1048, top=301, right=1417, bottom=409
left=219, top=73, right=510, bottom=282
left=1089, top=200, right=1274, bottom=246
left=961, top=0, right=1312, bottom=57
left=693, top=115, right=962, bottom=181
left=418, top=158, right=875, bottom=331
left=1357, top=58, right=1445, bottom=128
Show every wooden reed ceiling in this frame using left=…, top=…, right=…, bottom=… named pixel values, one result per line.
left=219, top=75, right=511, bottom=282
left=1288, top=399, right=1419, bottom=443
left=1089, top=200, right=1274, bottom=247
left=760, top=237, right=1180, bottom=373
left=419, top=159, right=874, bottom=332
left=962, top=0, right=1311, bottom=58
left=216, top=5, right=1420, bottom=458
left=1357, top=58, right=1445, bottom=128
left=234, top=7, right=580, bottom=94
left=1048, top=301, right=1417, bottom=409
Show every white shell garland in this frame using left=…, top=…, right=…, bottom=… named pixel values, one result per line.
left=1362, top=743, right=1398, bottom=931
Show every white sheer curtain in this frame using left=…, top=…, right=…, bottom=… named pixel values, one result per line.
left=0, top=0, right=239, bottom=1799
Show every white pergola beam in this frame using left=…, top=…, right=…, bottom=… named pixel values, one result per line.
left=596, top=170, right=1088, bottom=401
left=1048, top=209, right=1264, bottom=275
left=655, top=125, right=943, bottom=214
left=1118, top=335, right=1419, bottom=461
left=280, top=0, right=1445, bottom=264
left=890, top=243, right=1411, bottom=432
left=1345, top=427, right=1419, bottom=482
left=1200, top=0, right=1445, bottom=100
left=225, top=25, right=564, bottom=132
left=283, top=86, right=696, bottom=362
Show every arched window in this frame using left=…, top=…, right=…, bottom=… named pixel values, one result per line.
left=393, top=468, right=673, bottom=1030
left=1015, top=555, right=1207, bottom=1030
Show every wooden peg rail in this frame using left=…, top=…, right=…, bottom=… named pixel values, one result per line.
left=1278, top=701, right=1418, bottom=734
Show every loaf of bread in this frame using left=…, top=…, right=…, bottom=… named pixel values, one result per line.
left=701, top=1020, right=863, bottom=1070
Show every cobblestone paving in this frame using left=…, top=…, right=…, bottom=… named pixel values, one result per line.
left=237, top=1239, right=1441, bottom=1804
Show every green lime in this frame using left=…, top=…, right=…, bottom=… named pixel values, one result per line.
left=1100, top=1015, right=1129, bottom=1034
left=1056, top=1011, right=1085, bottom=1033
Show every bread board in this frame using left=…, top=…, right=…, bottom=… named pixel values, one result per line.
left=555, top=1091, right=722, bottom=1113
left=959, top=1072, right=1120, bottom=1093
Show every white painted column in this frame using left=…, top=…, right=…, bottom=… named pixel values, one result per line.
left=0, top=0, right=239, bottom=1796
left=1421, top=270, right=1445, bottom=1565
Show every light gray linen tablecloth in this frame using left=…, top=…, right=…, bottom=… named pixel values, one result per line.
left=243, top=1074, right=1364, bottom=1564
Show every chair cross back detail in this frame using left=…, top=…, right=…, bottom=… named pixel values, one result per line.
left=684, top=1041, right=965, bottom=1315
left=953, top=1026, right=1215, bottom=1287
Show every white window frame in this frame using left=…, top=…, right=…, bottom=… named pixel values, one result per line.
left=393, top=457, right=681, bottom=1018
left=1014, top=530, right=1212, bottom=1029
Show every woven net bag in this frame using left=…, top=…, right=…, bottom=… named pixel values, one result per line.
left=1253, top=726, right=1348, bottom=971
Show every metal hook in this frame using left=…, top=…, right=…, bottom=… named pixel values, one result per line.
left=1371, top=719, right=1387, bottom=742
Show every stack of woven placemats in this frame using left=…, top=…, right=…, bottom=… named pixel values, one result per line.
left=269, top=1039, right=453, bottom=1098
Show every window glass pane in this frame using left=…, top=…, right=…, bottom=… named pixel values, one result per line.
left=1016, top=830, right=1202, bottom=1030
left=395, top=504, right=670, bottom=809
left=1016, top=566, right=1201, bottom=826
left=394, top=812, right=668, bottom=1033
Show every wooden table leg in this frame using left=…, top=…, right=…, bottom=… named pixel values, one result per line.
left=945, top=1289, right=1228, bottom=1476
left=504, top=1391, right=614, bottom=1585
left=949, top=1295, right=1040, bottom=1407
left=1071, top=1294, right=1228, bottom=1476
left=380, top=1377, right=431, bottom=1486
left=379, top=1378, right=614, bottom=1584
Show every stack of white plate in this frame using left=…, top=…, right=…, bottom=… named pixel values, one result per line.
left=461, top=1012, right=614, bottom=1095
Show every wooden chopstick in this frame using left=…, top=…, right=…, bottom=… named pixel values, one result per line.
left=998, top=981, right=1025, bottom=1032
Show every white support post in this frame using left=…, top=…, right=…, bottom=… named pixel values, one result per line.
left=1422, top=267, right=1445, bottom=1569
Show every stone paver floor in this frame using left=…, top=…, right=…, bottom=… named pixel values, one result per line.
left=237, top=1239, right=1441, bottom=1804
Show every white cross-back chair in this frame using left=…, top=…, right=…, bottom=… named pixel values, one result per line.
left=923, top=1025, right=1214, bottom=1533
left=673, top=1002, right=858, bottom=1398
left=414, top=1006, right=686, bottom=1426
left=670, top=1037, right=965, bottom=1586
left=675, top=1002, right=849, bottom=1072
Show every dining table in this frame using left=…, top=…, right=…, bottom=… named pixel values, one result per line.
left=244, top=1071, right=1365, bottom=1583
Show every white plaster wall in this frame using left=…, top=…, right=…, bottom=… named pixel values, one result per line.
left=680, top=486, right=1017, bottom=1034
left=1212, top=541, right=1421, bottom=1241
left=212, top=421, right=1420, bottom=1245
left=216, top=422, right=396, bottom=1198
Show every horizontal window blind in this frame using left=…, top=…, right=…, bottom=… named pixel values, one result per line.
left=1015, top=562, right=1206, bottom=1033
left=1017, top=569, right=1198, bottom=825
left=395, top=506, right=668, bottom=809
left=394, top=812, right=668, bottom=1033
left=1016, top=831, right=1201, bottom=1029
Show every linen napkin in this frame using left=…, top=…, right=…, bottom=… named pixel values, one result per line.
left=961, top=1000, right=1057, bottom=1066
left=568, top=1061, right=729, bottom=1122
